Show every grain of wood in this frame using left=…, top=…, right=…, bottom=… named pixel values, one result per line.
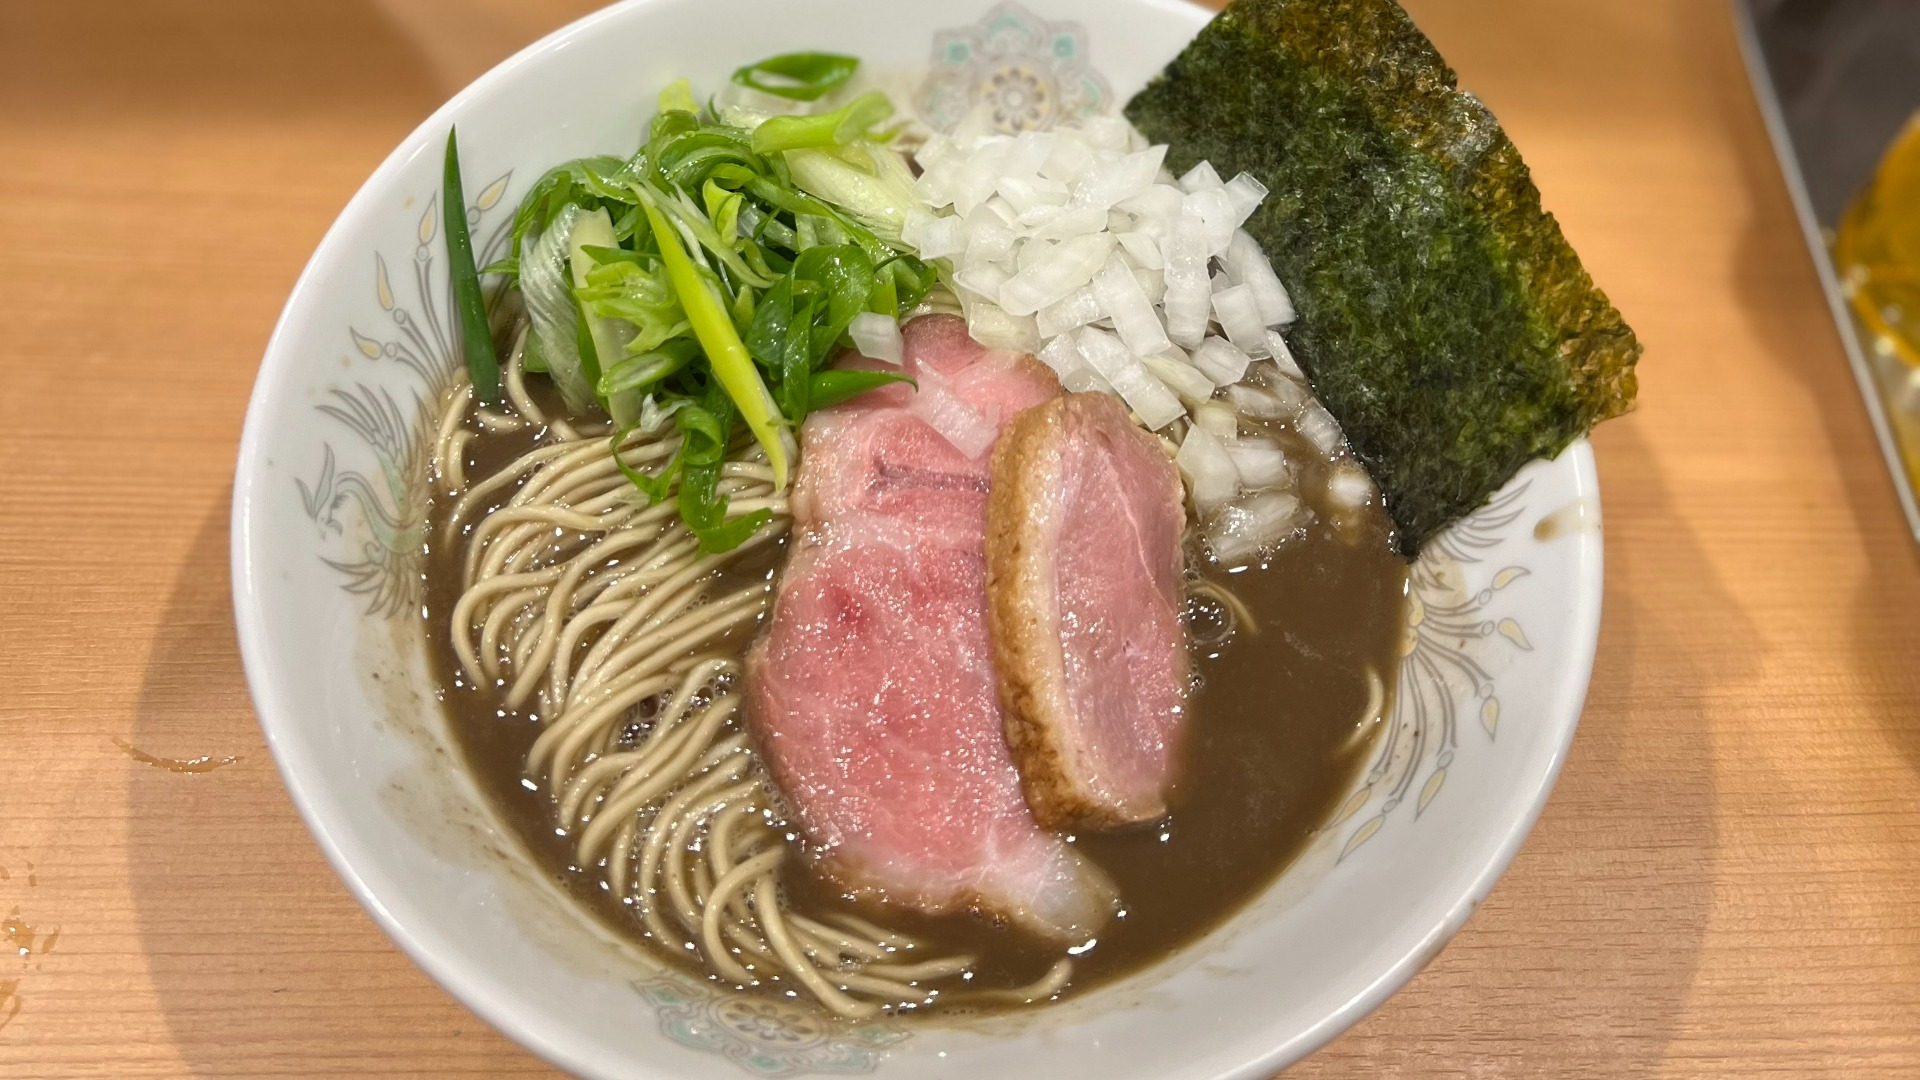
left=0, top=1, right=1915, bottom=1078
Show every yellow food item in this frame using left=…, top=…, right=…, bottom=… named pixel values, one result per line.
left=1836, top=113, right=1920, bottom=370
left=1836, top=113, right=1920, bottom=491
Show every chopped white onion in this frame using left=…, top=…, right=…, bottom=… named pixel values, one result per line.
left=1265, top=330, right=1306, bottom=382
left=1207, top=491, right=1310, bottom=564
left=1142, top=353, right=1217, bottom=407
left=909, top=363, right=999, bottom=459
left=964, top=206, right=1019, bottom=263
left=1038, top=334, right=1087, bottom=379
left=849, top=313, right=904, bottom=365
left=1091, top=255, right=1172, bottom=357
left=1176, top=425, right=1239, bottom=517
left=982, top=194, right=1020, bottom=227
left=1161, top=214, right=1214, bottom=348
left=1036, top=288, right=1098, bottom=338
left=1004, top=130, right=1056, bottom=180
left=1227, top=381, right=1300, bottom=421
left=1118, top=183, right=1185, bottom=221
left=1263, top=366, right=1315, bottom=414
left=1178, top=160, right=1224, bottom=193
left=915, top=130, right=957, bottom=164
left=1133, top=266, right=1167, bottom=306
left=954, top=261, right=1012, bottom=299
left=1016, top=203, right=1063, bottom=231
left=1212, top=284, right=1272, bottom=357
left=1182, top=188, right=1240, bottom=256
left=1041, top=136, right=1096, bottom=183
left=1076, top=327, right=1185, bottom=430
left=1227, top=437, right=1292, bottom=490
left=1000, top=233, right=1112, bottom=316
left=917, top=214, right=967, bottom=260
left=1038, top=335, right=1115, bottom=394
left=1222, top=173, right=1270, bottom=223
left=1326, top=462, right=1375, bottom=511
left=1117, top=230, right=1165, bottom=270
left=1193, top=400, right=1239, bottom=440
left=1229, top=231, right=1297, bottom=326
left=959, top=289, right=1039, bottom=353
left=1081, top=115, right=1135, bottom=153
left=1036, top=287, right=1103, bottom=339
left=999, top=175, right=1070, bottom=215
left=1191, top=337, right=1253, bottom=387
left=1296, top=399, right=1346, bottom=458
left=1062, top=365, right=1118, bottom=395
left=949, top=141, right=1011, bottom=216
left=914, top=169, right=954, bottom=212
left=1069, top=145, right=1167, bottom=211
left=1033, top=204, right=1112, bottom=241
left=900, top=208, right=933, bottom=249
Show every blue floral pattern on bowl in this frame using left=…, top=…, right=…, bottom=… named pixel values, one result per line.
left=636, top=976, right=909, bottom=1077
left=919, top=2, right=1112, bottom=133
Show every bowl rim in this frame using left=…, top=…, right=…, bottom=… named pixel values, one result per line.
left=230, top=1, right=1604, bottom=1075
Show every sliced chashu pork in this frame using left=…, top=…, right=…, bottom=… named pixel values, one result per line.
left=987, top=392, right=1191, bottom=829
left=747, top=315, right=1116, bottom=941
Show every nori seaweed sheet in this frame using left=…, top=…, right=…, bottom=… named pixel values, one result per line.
left=1126, top=0, right=1639, bottom=556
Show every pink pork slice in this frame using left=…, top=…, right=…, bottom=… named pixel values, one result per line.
left=746, top=315, right=1116, bottom=941
left=986, top=392, right=1191, bottom=829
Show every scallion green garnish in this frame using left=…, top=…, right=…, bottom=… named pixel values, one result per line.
left=808, top=368, right=915, bottom=411
left=443, top=127, right=500, bottom=406
left=751, top=92, right=893, bottom=155
left=730, top=52, right=859, bottom=102
left=640, top=196, right=791, bottom=490
left=480, top=53, right=933, bottom=550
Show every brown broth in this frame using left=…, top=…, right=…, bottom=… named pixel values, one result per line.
left=423, top=412, right=1407, bottom=1010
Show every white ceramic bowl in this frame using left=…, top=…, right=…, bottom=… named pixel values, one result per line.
left=231, top=1, right=1604, bottom=1076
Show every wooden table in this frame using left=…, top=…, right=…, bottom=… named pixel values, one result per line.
left=3, top=0, right=1917, bottom=1076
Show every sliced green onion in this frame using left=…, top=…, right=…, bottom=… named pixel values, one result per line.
left=639, top=197, right=790, bottom=489
left=808, top=368, right=913, bottom=411
left=751, top=91, right=893, bottom=155
left=601, top=339, right=698, bottom=396
left=689, top=505, right=772, bottom=552
left=672, top=387, right=772, bottom=552
left=731, top=52, right=859, bottom=102
left=608, top=424, right=677, bottom=504
left=571, top=288, right=603, bottom=392
left=658, top=77, right=697, bottom=115
left=443, top=127, right=500, bottom=406
left=580, top=244, right=644, bottom=266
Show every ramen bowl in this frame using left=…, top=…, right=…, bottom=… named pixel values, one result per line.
left=230, top=0, right=1604, bottom=1076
